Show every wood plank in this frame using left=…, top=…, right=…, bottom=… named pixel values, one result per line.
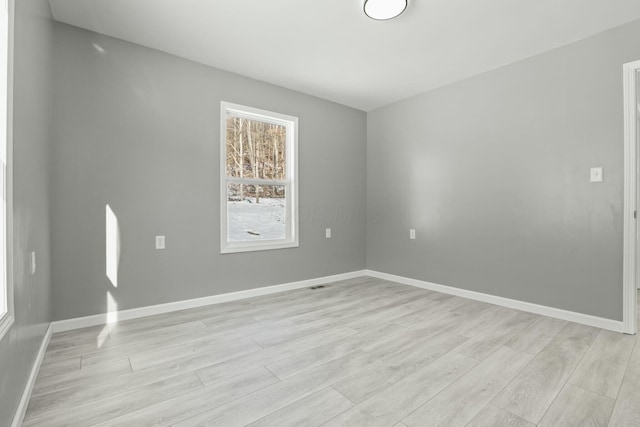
left=24, top=373, right=203, bottom=426
left=26, top=337, right=261, bottom=417
left=453, top=311, right=537, bottom=361
left=81, top=319, right=285, bottom=367
left=447, top=297, right=494, bottom=317
left=45, top=320, right=209, bottom=361
left=196, top=326, right=361, bottom=385
left=392, top=304, right=462, bottom=329
left=402, top=346, right=532, bottom=427
left=129, top=337, right=261, bottom=371
left=288, top=291, right=433, bottom=326
left=537, top=384, right=614, bottom=427
left=32, top=357, right=132, bottom=397
left=332, top=331, right=468, bottom=404
left=491, top=323, right=599, bottom=424
left=93, top=367, right=280, bottom=426
left=361, top=324, right=445, bottom=360
left=466, top=405, right=535, bottom=427
left=36, top=357, right=81, bottom=379
left=323, top=352, right=476, bottom=427
left=48, top=324, right=108, bottom=344
left=249, top=284, right=410, bottom=323
left=568, top=329, right=636, bottom=398
left=268, top=289, right=429, bottom=334
left=246, top=387, right=353, bottom=427
left=607, top=361, right=640, bottom=427
left=199, top=314, right=260, bottom=331
left=265, top=323, right=406, bottom=379
left=345, top=294, right=436, bottom=331
left=250, top=318, right=351, bottom=347
left=504, top=316, right=568, bottom=355
left=552, top=321, right=600, bottom=346
left=174, top=352, right=380, bottom=426
left=445, top=305, right=515, bottom=338
left=628, top=335, right=640, bottom=365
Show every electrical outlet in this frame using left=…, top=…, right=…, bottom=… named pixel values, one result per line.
left=410, top=229, right=416, bottom=240
left=325, top=228, right=332, bottom=239
left=155, top=235, right=165, bottom=250
left=590, top=167, right=603, bottom=183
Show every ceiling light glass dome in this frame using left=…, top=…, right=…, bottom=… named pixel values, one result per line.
left=364, top=0, right=408, bottom=20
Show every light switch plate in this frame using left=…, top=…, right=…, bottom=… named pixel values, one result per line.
left=410, top=229, right=416, bottom=240
left=590, top=167, right=603, bottom=183
left=325, top=228, right=331, bottom=239
left=155, top=235, right=165, bottom=249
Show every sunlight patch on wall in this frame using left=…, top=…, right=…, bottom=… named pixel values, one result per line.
left=100, top=204, right=120, bottom=348
left=106, top=204, right=120, bottom=288
left=92, top=43, right=106, bottom=54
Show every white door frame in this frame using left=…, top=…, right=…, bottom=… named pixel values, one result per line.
left=623, top=60, right=639, bottom=335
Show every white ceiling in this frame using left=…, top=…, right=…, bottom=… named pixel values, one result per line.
left=48, top=0, right=640, bottom=111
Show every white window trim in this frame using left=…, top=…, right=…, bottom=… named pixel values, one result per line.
left=220, top=101, right=299, bottom=254
left=0, top=0, right=14, bottom=342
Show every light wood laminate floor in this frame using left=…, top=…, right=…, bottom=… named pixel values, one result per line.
left=24, top=278, right=640, bottom=426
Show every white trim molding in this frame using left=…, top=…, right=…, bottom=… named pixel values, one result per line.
left=52, top=270, right=366, bottom=333
left=51, top=267, right=630, bottom=335
left=623, top=60, right=640, bottom=335
left=11, top=323, right=52, bottom=427
left=365, top=270, right=625, bottom=333
left=0, top=0, right=15, bottom=343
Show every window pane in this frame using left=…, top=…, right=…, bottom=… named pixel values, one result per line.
left=0, top=163, right=4, bottom=315
left=227, top=183, right=286, bottom=241
left=0, top=0, right=7, bottom=319
left=225, top=117, right=286, bottom=180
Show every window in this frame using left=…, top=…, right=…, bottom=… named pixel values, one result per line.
left=220, top=102, right=298, bottom=253
left=0, top=0, right=12, bottom=341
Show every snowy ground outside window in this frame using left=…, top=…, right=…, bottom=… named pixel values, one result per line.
left=228, top=198, right=286, bottom=241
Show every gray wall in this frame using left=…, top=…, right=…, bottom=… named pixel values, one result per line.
left=43, top=6, right=640, bottom=324
left=367, top=19, right=640, bottom=321
left=51, top=23, right=367, bottom=320
left=0, top=0, right=53, bottom=424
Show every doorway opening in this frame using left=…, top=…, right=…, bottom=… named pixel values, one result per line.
left=622, top=61, right=640, bottom=335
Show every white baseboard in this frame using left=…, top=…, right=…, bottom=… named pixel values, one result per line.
left=52, top=270, right=367, bottom=333
left=12, top=323, right=52, bottom=427
left=365, top=270, right=625, bottom=333
left=51, top=267, right=625, bottom=335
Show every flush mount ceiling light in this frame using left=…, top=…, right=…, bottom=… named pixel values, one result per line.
left=364, top=0, right=408, bottom=20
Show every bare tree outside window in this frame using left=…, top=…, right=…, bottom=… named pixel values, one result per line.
left=225, top=117, right=287, bottom=201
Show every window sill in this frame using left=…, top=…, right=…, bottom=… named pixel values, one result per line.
left=221, top=240, right=299, bottom=254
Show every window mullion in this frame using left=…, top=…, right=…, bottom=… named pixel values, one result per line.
left=225, top=177, right=288, bottom=186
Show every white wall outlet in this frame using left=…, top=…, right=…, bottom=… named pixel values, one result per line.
left=325, top=228, right=332, bottom=239
left=155, top=235, right=165, bottom=250
left=409, top=229, right=416, bottom=240
left=30, top=251, right=36, bottom=275
left=590, top=167, right=603, bottom=183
